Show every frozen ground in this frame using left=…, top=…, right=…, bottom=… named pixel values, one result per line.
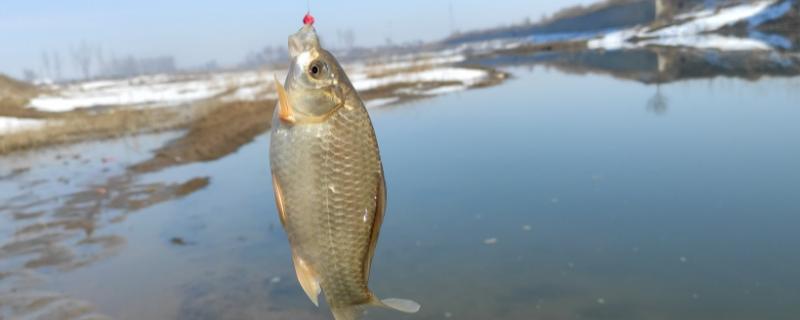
left=589, top=0, right=793, bottom=51
left=24, top=53, right=490, bottom=114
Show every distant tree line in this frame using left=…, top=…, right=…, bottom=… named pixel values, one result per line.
left=23, top=40, right=178, bottom=83
left=240, top=45, right=290, bottom=69
left=239, top=28, right=359, bottom=69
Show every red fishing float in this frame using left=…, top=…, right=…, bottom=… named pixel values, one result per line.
left=303, top=12, right=315, bottom=26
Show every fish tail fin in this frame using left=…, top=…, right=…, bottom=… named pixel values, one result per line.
left=330, top=305, right=363, bottom=320
left=369, top=294, right=421, bottom=314
left=329, top=294, right=420, bottom=320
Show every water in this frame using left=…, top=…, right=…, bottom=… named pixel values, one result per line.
left=2, top=64, right=800, bottom=319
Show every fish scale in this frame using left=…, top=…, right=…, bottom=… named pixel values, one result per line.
left=271, top=99, right=381, bottom=307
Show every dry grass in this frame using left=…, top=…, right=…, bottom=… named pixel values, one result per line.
left=0, top=74, right=45, bottom=117
left=0, top=107, right=185, bottom=154
left=130, top=99, right=275, bottom=173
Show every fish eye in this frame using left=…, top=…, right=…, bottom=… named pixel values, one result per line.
left=308, top=60, right=326, bottom=79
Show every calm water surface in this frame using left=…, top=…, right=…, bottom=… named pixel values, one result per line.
left=2, top=67, right=800, bottom=319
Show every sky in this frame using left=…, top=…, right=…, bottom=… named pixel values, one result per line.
left=1, top=0, right=597, bottom=79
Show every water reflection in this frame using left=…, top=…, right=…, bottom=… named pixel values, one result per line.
left=0, top=133, right=210, bottom=318
left=473, top=47, right=800, bottom=85
left=646, top=85, right=668, bottom=115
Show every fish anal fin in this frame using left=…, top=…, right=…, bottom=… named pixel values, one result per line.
left=291, top=254, right=321, bottom=307
left=363, top=173, right=386, bottom=282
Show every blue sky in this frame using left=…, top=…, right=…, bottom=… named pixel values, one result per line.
left=1, top=0, right=596, bottom=79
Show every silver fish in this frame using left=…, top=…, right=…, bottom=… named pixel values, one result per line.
left=269, top=24, right=420, bottom=320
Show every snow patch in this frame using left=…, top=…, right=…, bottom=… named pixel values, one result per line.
left=651, top=1, right=775, bottom=37
left=589, top=0, right=789, bottom=51
left=640, top=34, right=773, bottom=50
left=353, top=68, right=489, bottom=92
left=28, top=71, right=276, bottom=112
left=0, top=117, right=46, bottom=134
left=25, top=52, right=491, bottom=113
left=366, top=97, right=400, bottom=108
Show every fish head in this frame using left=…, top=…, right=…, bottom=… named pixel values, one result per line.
left=281, top=25, right=348, bottom=119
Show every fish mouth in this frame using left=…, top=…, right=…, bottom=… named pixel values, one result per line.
left=289, top=25, right=320, bottom=59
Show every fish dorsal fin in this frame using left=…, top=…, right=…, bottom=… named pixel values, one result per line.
left=363, top=172, right=387, bottom=282
left=292, top=254, right=321, bottom=306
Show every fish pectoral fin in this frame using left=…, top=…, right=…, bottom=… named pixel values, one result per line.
left=271, top=175, right=288, bottom=227
left=274, top=75, right=295, bottom=123
left=291, top=254, right=321, bottom=306
left=371, top=296, right=421, bottom=314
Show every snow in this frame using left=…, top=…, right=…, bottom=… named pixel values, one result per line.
left=641, top=34, right=773, bottom=50
left=419, top=85, right=468, bottom=95
left=650, top=1, right=775, bottom=37
left=365, top=97, right=400, bottom=108
left=25, top=47, right=485, bottom=113
left=588, top=0, right=789, bottom=51
left=0, top=117, right=46, bottom=134
left=587, top=29, right=640, bottom=50
left=30, top=81, right=220, bottom=112
left=28, top=71, right=276, bottom=112
left=353, top=67, right=489, bottom=92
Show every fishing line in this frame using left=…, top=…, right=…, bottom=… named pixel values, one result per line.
left=303, top=0, right=315, bottom=25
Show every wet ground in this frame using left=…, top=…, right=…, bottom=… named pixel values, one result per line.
left=2, top=50, right=800, bottom=319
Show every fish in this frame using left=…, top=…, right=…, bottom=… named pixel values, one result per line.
left=269, top=23, right=421, bottom=320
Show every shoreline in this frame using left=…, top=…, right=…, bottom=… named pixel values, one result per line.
left=0, top=62, right=507, bottom=159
